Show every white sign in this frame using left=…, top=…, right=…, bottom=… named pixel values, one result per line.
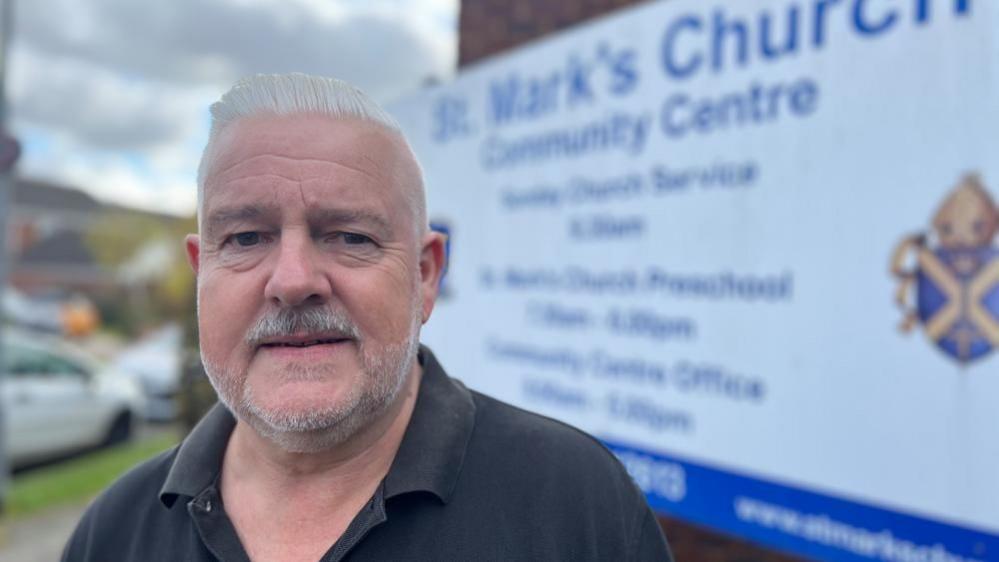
left=390, top=1, right=999, bottom=559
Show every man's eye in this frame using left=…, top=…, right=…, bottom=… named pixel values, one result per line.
left=341, top=232, right=374, bottom=245
left=233, top=232, right=261, bottom=246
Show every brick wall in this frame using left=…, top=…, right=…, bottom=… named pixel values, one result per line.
left=659, top=517, right=801, bottom=561
left=458, top=0, right=643, bottom=67
left=457, top=0, right=806, bottom=559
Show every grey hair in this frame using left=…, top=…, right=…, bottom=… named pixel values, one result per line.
left=197, top=73, right=427, bottom=236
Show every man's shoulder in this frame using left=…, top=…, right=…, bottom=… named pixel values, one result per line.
left=464, top=387, right=640, bottom=497
left=94, top=444, right=179, bottom=508
left=470, top=389, right=616, bottom=457
left=449, top=386, right=672, bottom=560
left=62, top=445, right=180, bottom=560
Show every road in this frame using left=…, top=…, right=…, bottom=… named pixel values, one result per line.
left=0, top=502, right=84, bottom=562
left=0, top=422, right=179, bottom=561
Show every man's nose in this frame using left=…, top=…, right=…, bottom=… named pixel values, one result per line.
left=263, top=233, right=332, bottom=307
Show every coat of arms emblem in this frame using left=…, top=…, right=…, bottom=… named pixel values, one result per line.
left=890, top=174, right=999, bottom=365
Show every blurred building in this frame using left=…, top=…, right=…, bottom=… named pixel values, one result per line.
left=3, top=177, right=192, bottom=339
left=459, top=0, right=642, bottom=66
left=457, top=0, right=799, bottom=560
left=7, top=177, right=179, bottom=296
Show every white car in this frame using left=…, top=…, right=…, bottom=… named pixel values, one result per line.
left=113, top=324, right=183, bottom=422
left=2, top=329, right=145, bottom=468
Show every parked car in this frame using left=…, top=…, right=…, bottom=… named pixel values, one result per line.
left=2, top=287, right=100, bottom=337
left=2, top=329, right=145, bottom=468
left=3, top=288, right=63, bottom=333
left=112, top=324, right=183, bottom=422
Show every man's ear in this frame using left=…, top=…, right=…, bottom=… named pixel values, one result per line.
left=418, top=230, right=447, bottom=324
left=185, top=234, right=201, bottom=275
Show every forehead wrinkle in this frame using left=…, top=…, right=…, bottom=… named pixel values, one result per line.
left=219, top=173, right=307, bottom=185
left=204, top=204, right=280, bottom=238
left=306, top=207, right=393, bottom=235
left=212, top=153, right=384, bottom=186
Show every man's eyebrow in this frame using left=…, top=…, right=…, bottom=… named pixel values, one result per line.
left=204, top=205, right=277, bottom=237
left=307, top=208, right=393, bottom=234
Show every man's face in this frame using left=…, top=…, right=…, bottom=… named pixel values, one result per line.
left=187, top=114, right=442, bottom=451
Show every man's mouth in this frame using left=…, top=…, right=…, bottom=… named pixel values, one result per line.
left=257, top=337, right=352, bottom=349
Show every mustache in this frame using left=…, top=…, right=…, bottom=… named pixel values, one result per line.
left=245, top=306, right=360, bottom=346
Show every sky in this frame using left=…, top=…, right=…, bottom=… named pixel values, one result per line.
left=7, top=0, right=459, bottom=216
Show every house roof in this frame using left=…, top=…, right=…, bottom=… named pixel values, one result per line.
left=12, top=176, right=184, bottom=222
left=17, top=229, right=98, bottom=267
left=12, top=177, right=103, bottom=213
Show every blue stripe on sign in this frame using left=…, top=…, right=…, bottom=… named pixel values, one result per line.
left=602, top=439, right=998, bottom=562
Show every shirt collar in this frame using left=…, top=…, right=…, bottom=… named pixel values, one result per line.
left=383, top=345, right=476, bottom=503
left=159, top=345, right=476, bottom=507
left=159, top=400, right=234, bottom=507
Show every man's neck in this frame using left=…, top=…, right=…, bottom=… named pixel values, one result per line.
left=217, top=361, right=423, bottom=561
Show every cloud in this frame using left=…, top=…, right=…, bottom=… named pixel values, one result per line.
left=16, top=0, right=455, bottom=99
left=8, top=0, right=458, bottom=215
left=10, top=48, right=210, bottom=150
left=16, top=125, right=200, bottom=216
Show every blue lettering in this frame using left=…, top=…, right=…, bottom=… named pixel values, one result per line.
left=660, top=79, right=819, bottom=140
left=812, top=0, right=843, bottom=47
left=788, top=79, right=819, bottom=115
left=523, top=379, right=589, bottom=410
left=661, top=94, right=691, bottom=138
left=660, top=1, right=971, bottom=79
left=431, top=96, right=472, bottom=143
left=916, top=0, right=928, bottom=21
left=712, top=10, right=749, bottom=72
left=487, top=73, right=561, bottom=126
left=853, top=0, right=899, bottom=35
left=525, top=79, right=551, bottom=115
left=569, top=214, right=645, bottom=241
left=916, top=0, right=972, bottom=23
left=662, top=16, right=703, bottom=79
left=760, top=6, right=800, bottom=59
left=566, top=56, right=595, bottom=105
left=609, top=49, right=639, bottom=95
left=480, top=136, right=503, bottom=169
left=693, top=102, right=715, bottom=131
left=488, top=76, right=521, bottom=125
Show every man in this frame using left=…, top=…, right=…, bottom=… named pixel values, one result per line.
left=63, top=73, right=673, bottom=561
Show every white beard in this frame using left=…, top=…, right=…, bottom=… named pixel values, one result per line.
left=201, top=300, right=423, bottom=453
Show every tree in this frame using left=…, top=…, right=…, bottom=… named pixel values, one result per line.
left=85, top=212, right=197, bottom=340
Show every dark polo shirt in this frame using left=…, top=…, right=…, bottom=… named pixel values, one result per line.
left=63, top=346, right=673, bottom=561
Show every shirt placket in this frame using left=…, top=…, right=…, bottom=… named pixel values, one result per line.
left=188, top=486, right=252, bottom=562
left=320, top=483, right=389, bottom=562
